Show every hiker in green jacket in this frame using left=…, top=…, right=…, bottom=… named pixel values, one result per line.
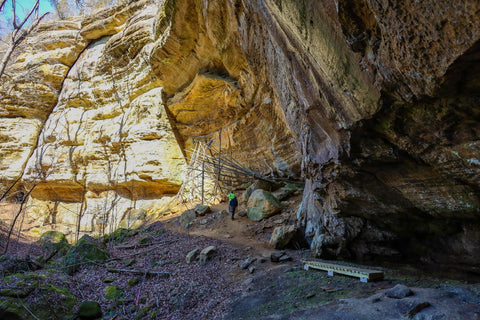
left=228, top=192, right=238, bottom=220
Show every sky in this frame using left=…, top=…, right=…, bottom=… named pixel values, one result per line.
left=0, top=0, right=55, bottom=35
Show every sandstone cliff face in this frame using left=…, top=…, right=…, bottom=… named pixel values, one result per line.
left=0, top=0, right=479, bottom=270
left=0, top=18, right=87, bottom=182
left=20, top=1, right=187, bottom=234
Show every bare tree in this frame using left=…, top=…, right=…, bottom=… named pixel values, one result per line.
left=2, top=144, right=57, bottom=254
left=0, top=0, right=51, bottom=201
left=74, top=159, right=87, bottom=242
left=0, top=0, right=50, bottom=79
left=0, top=1, right=7, bottom=13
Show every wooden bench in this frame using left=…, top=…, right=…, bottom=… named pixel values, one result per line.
left=302, top=260, right=384, bottom=283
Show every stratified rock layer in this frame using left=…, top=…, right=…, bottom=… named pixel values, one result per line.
left=0, top=17, right=87, bottom=183
left=0, top=0, right=479, bottom=271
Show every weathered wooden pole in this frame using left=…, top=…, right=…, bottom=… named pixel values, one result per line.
left=201, top=160, right=205, bottom=205
left=217, top=130, right=222, bottom=193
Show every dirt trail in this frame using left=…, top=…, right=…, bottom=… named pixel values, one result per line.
left=160, top=200, right=298, bottom=259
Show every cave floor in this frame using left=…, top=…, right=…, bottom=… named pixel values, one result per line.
left=1, top=198, right=480, bottom=320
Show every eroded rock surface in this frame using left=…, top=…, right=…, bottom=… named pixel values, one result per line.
left=0, top=0, right=479, bottom=270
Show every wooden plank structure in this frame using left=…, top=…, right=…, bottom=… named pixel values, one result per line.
left=302, top=260, right=384, bottom=283
left=177, top=138, right=303, bottom=208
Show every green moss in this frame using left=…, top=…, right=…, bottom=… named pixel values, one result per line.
left=62, top=235, right=109, bottom=275
left=0, top=299, right=23, bottom=319
left=263, top=191, right=283, bottom=208
left=374, top=117, right=396, bottom=136
left=244, top=187, right=254, bottom=202
left=38, top=231, right=68, bottom=245
left=0, top=273, right=77, bottom=320
left=150, top=309, right=157, bottom=319
left=124, top=259, right=136, bottom=267
left=150, top=259, right=162, bottom=267
left=104, top=228, right=138, bottom=245
left=0, top=256, right=31, bottom=275
left=76, top=236, right=109, bottom=260
left=105, top=286, right=123, bottom=300
left=135, top=304, right=154, bottom=319
left=78, top=301, right=102, bottom=319
left=139, top=235, right=153, bottom=245
left=127, top=277, right=140, bottom=287
left=284, top=183, right=299, bottom=191
left=0, top=288, right=33, bottom=298
left=40, top=283, right=71, bottom=295
left=247, top=190, right=283, bottom=221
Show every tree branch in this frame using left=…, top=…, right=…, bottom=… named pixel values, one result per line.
left=0, top=0, right=49, bottom=79
left=107, top=268, right=171, bottom=278
left=0, top=0, right=7, bottom=12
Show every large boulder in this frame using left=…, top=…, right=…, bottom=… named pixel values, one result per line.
left=37, top=231, right=70, bottom=259
left=247, top=189, right=283, bottom=221
left=386, top=285, right=414, bottom=299
left=194, top=204, right=211, bottom=216
left=269, top=225, right=298, bottom=249
left=62, top=235, right=109, bottom=275
left=103, top=228, right=138, bottom=245
left=180, top=209, right=196, bottom=229
left=243, top=180, right=284, bottom=203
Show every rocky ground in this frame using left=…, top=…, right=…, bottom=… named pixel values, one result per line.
left=1, top=198, right=480, bottom=320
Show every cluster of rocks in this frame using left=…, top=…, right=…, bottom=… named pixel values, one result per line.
left=185, top=246, right=217, bottom=266
left=325, top=284, right=480, bottom=320
left=0, top=231, right=110, bottom=277
left=0, top=229, right=116, bottom=320
left=181, top=180, right=299, bottom=224
left=180, top=181, right=302, bottom=250
left=180, top=204, right=212, bottom=228
left=236, top=251, right=294, bottom=275
left=384, top=284, right=430, bottom=318
left=270, top=251, right=293, bottom=263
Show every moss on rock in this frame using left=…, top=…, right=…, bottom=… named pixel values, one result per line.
left=38, top=230, right=70, bottom=258
left=78, top=301, right=102, bottom=319
left=127, top=277, right=140, bottom=286
left=104, top=286, right=123, bottom=300
left=0, top=272, right=77, bottom=320
left=139, top=235, right=153, bottom=245
left=104, top=228, right=138, bottom=245
left=62, top=235, right=109, bottom=275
